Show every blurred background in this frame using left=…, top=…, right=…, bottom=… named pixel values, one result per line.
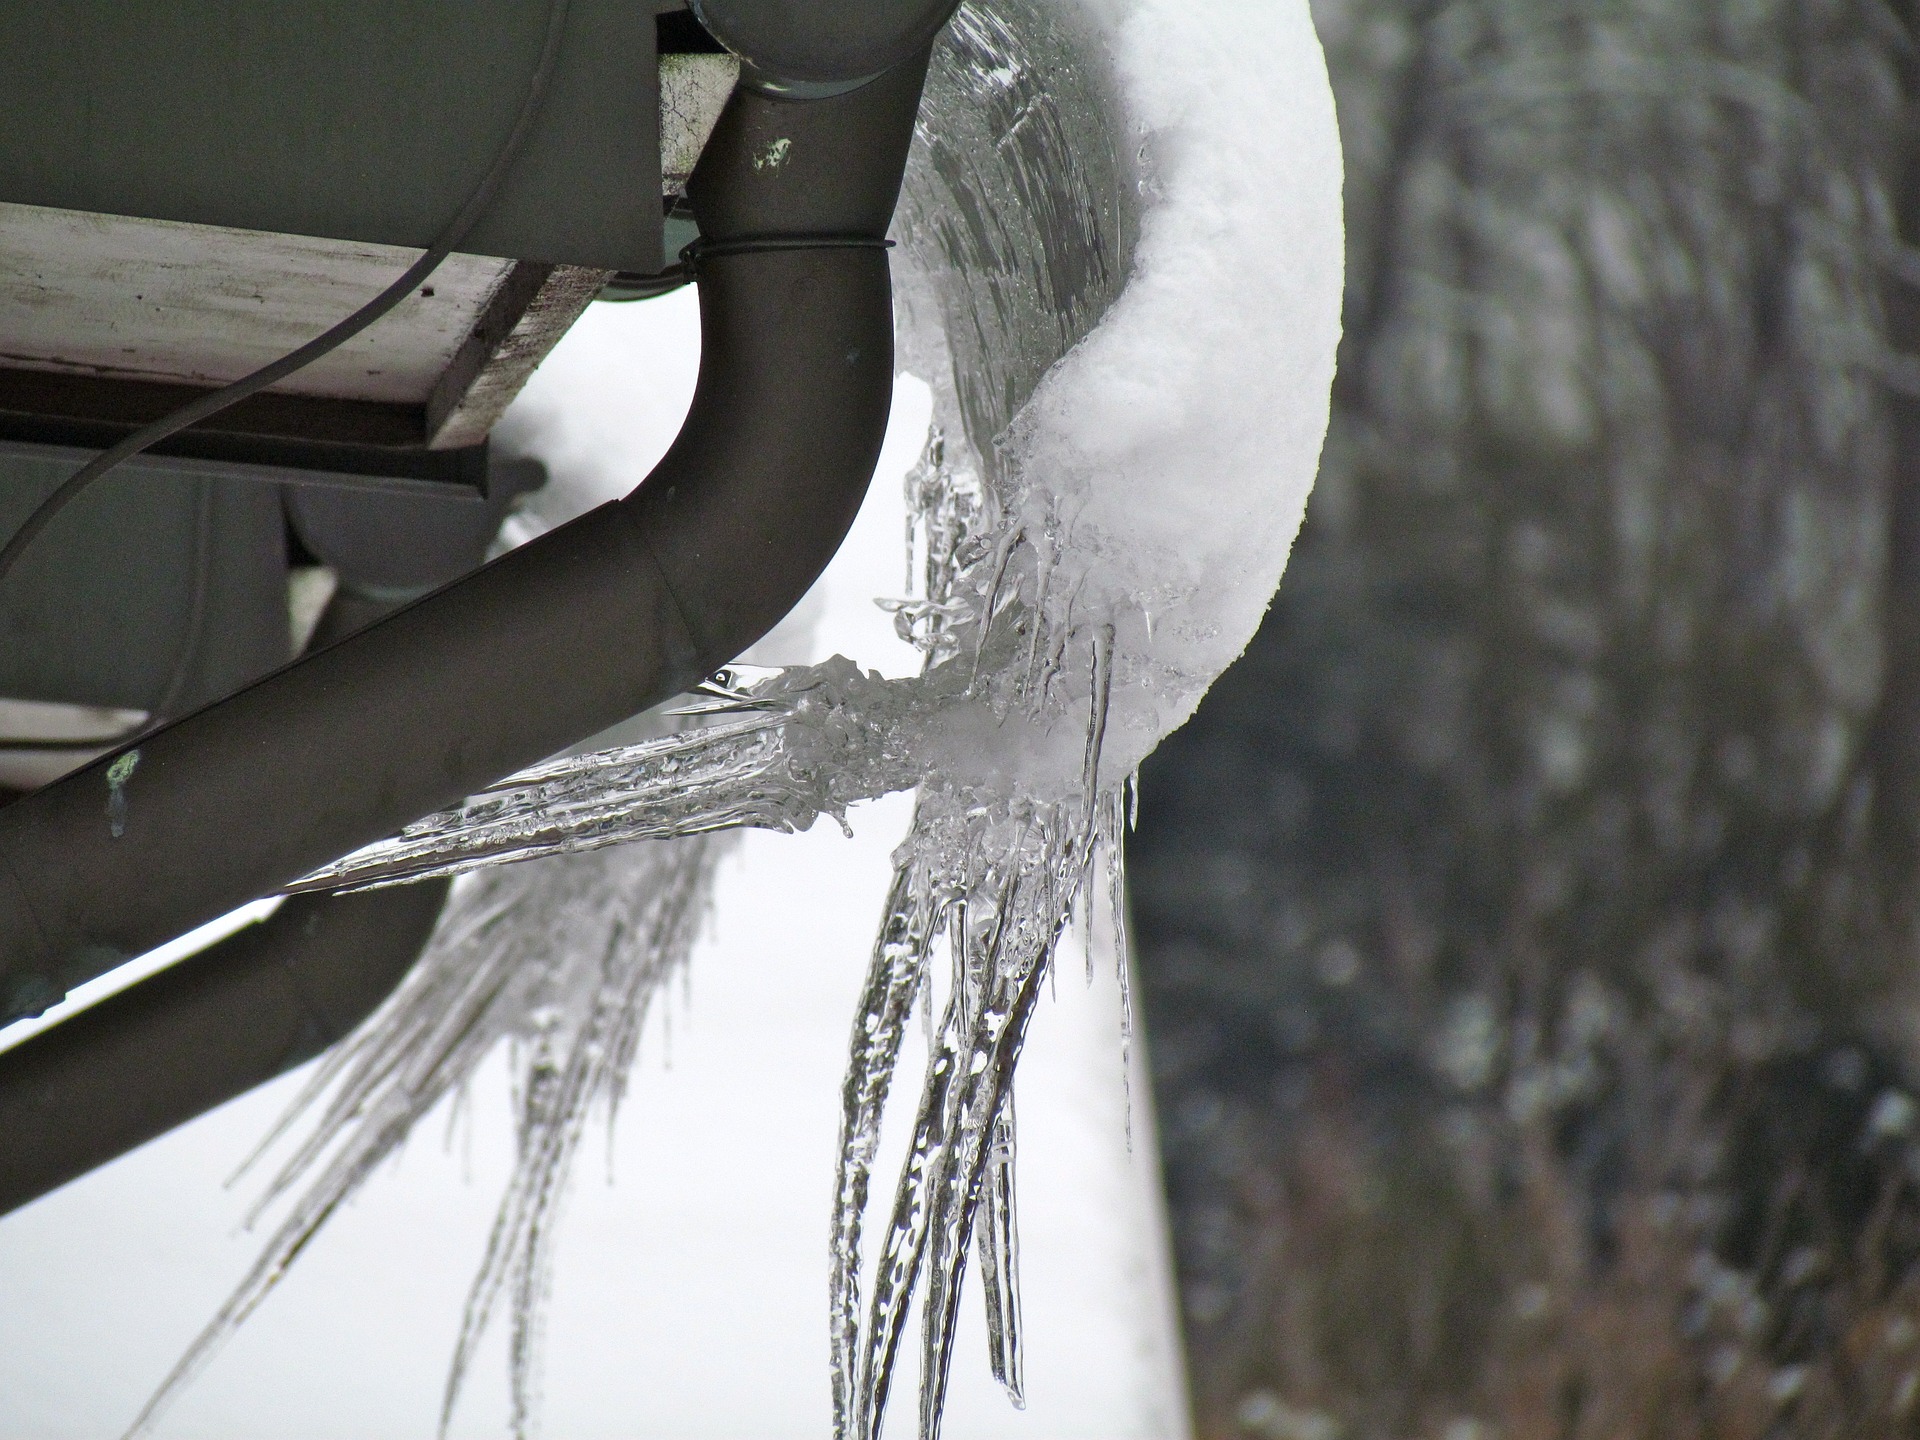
left=1132, top=1, right=1920, bottom=1436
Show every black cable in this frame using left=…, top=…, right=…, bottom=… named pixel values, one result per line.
left=0, top=0, right=574, bottom=591
left=680, top=233, right=895, bottom=266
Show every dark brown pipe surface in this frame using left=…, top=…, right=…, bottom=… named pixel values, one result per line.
left=0, top=55, right=929, bottom=1022
left=0, top=586, right=450, bottom=1218
left=0, top=879, right=450, bottom=1215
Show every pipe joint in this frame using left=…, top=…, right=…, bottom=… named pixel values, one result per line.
left=690, top=0, right=956, bottom=94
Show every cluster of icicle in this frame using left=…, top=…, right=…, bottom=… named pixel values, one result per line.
left=275, top=412, right=1137, bottom=1440
left=131, top=838, right=718, bottom=1438
left=140, top=430, right=1136, bottom=1440
left=825, top=425, right=1140, bottom=1439
left=130, top=4, right=1156, bottom=1438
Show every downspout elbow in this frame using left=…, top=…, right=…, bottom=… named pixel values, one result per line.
left=0, top=52, right=931, bottom=1024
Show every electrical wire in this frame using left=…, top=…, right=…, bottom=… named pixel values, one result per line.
left=0, top=0, right=574, bottom=591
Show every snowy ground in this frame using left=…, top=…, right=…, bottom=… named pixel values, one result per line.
left=0, top=296, right=1191, bottom=1439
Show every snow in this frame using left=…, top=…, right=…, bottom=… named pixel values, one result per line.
left=1011, top=0, right=1344, bottom=776
left=302, top=0, right=1345, bottom=877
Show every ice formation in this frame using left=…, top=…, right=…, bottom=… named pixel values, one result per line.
left=129, top=838, right=719, bottom=1438
left=137, top=0, right=1341, bottom=1434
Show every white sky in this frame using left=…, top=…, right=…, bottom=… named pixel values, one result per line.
left=0, top=295, right=1191, bottom=1440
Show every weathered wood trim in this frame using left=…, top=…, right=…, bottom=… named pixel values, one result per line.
left=426, top=264, right=613, bottom=450
left=421, top=261, right=554, bottom=446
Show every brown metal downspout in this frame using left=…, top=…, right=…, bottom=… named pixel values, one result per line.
left=0, top=879, right=450, bottom=1215
left=0, top=571, right=455, bottom=1217
left=0, top=53, right=931, bottom=1026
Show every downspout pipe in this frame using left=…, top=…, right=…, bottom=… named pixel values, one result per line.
left=0, top=880, right=451, bottom=1216
left=693, top=0, right=957, bottom=96
left=0, top=51, right=932, bottom=1025
left=0, top=584, right=451, bottom=1217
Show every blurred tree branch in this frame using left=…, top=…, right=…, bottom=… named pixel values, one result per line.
left=1136, top=1, right=1920, bottom=1435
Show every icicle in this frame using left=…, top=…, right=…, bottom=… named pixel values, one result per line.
left=905, top=428, right=935, bottom=596
left=829, top=857, right=940, bottom=1440
left=1104, top=789, right=1135, bottom=1149
left=976, top=1097, right=1026, bottom=1408
left=1080, top=623, right=1116, bottom=878
left=971, top=524, right=1025, bottom=685
left=293, top=660, right=930, bottom=894
left=1082, top=879, right=1096, bottom=986
left=855, top=987, right=963, bottom=1440
left=129, top=840, right=716, bottom=1440
left=140, top=0, right=1332, bottom=1430
left=914, top=881, right=1051, bottom=1440
left=918, top=887, right=999, bottom=1431
left=920, top=943, right=938, bottom=1049
left=845, top=804, right=1096, bottom=1440
left=852, top=842, right=996, bottom=1439
left=1021, top=540, right=1054, bottom=699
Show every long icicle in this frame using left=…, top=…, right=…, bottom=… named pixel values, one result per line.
left=1103, top=786, right=1135, bottom=1147
left=916, top=884, right=1004, bottom=1438
left=976, top=1099, right=1025, bottom=1407
left=853, top=873, right=1007, bottom=1440
left=917, top=844, right=1078, bottom=1440
left=128, top=840, right=714, bottom=1440
left=830, top=853, right=940, bottom=1440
